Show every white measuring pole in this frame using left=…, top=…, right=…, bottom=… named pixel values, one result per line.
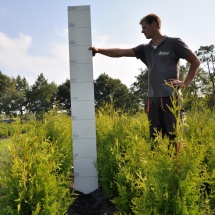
left=68, top=5, right=98, bottom=194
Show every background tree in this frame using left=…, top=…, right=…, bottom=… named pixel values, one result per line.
left=0, top=72, right=25, bottom=116
left=196, top=45, right=215, bottom=94
left=130, top=68, right=148, bottom=107
left=26, top=73, right=57, bottom=116
left=94, top=73, right=140, bottom=112
left=179, top=64, right=204, bottom=96
left=0, top=71, right=11, bottom=114
left=56, top=79, right=71, bottom=113
left=0, top=77, right=19, bottom=115
left=15, top=75, right=29, bottom=115
left=195, top=45, right=215, bottom=107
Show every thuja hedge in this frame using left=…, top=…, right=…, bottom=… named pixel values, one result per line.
left=1, top=100, right=215, bottom=214
left=0, top=112, right=74, bottom=214
left=96, top=103, right=215, bottom=214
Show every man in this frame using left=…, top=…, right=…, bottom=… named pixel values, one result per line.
left=89, top=14, right=200, bottom=149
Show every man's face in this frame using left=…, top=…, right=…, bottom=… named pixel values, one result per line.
left=141, top=21, right=154, bottom=39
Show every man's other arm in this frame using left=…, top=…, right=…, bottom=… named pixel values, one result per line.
left=89, top=47, right=136, bottom=57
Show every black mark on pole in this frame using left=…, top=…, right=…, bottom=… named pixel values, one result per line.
left=69, top=23, right=76, bottom=28
left=74, top=172, right=80, bottom=178
left=72, top=115, right=77, bottom=120
left=70, top=40, right=76, bottom=45
left=68, top=6, right=77, bottom=11
left=70, top=59, right=76, bottom=64
left=73, top=132, right=79, bottom=138
left=71, top=78, right=77, bottom=82
left=71, top=97, right=78, bottom=100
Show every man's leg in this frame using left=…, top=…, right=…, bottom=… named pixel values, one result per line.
left=161, top=97, right=183, bottom=154
left=147, top=98, right=163, bottom=150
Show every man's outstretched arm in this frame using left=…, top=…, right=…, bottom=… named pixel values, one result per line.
left=89, top=47, right=135, bottom=57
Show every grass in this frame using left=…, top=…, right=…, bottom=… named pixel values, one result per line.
left=0, top=138, right=12, bottom=152
left=0, top=138, right=12, bottom=169
left=0, top=138, right=12, bottom=199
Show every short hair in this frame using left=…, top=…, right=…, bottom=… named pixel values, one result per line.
left=140, top=14, right=161, bottom=29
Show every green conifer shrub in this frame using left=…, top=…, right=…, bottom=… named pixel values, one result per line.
left=0, top=112, right=74, bottom=214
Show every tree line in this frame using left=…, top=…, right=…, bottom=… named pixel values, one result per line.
left=0, top=45, right=214, bottom=119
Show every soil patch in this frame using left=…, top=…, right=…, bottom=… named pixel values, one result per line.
left=68, top=187, right=117, bottom=215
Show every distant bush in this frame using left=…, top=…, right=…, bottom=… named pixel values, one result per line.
left=0, top=122, right=15, bottom=139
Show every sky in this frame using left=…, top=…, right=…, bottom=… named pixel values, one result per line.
left=0, top=0, right=214, bottom=87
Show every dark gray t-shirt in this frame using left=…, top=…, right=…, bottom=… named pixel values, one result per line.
left=133, top=36, right=191, bottom=97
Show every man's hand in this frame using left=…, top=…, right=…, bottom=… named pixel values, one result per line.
left=168, top=79, right=185, bottom=88
left=89, top=47, right=98, bottom=56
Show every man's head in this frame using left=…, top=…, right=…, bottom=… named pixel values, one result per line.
left=140, top=14, right=161, bottom=39
left=140, top=14, right=161, bottom=29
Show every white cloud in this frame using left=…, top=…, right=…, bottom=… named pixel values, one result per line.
left=0, top=32, right=70, bottom=85
left=92, top=34, right=145, bottom=87
left=55, top=28, right=68, bottom=37
left=0, top=32, right=144, bottom=88
left=0, top=32, right=32, bottom=59
left=93, top=55, right=144, bottom=87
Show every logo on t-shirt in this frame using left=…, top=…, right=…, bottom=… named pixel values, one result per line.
left=159, top=51, right=170, bottom=56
